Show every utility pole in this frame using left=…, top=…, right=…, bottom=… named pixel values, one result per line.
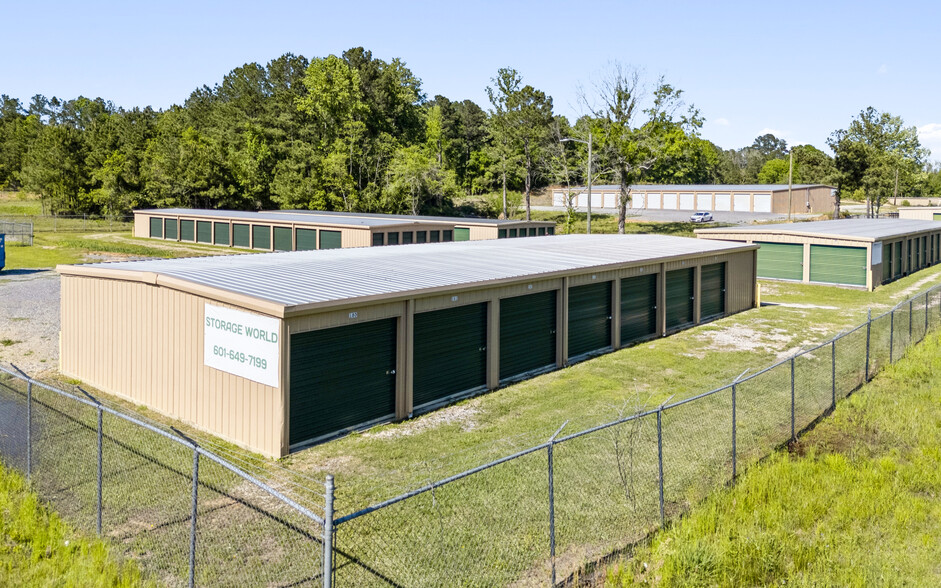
left=787, top=151, right=793, bottom=221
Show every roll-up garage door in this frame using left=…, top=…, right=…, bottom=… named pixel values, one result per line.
left=809, top=245, right=867, bottom=286
left=756, top=242, right=803, bottom=280
left=882, top=244, right=891, bottom=284
left=621, top=274, right=657, bottom=345
left=214, top=222, right=229, bottom=245
left=196, top=221, right=212, bottom=244
left=164, top=219, right=178, bottom=240
left=320, top=230, right=342, bottom=249
left=413, top=303, right=487, bottom=408
left=733, top=194, right=750, bottom=211
left=665, top=268, right=694, bottom=330
left=568, top=281, right=612, bottom=359
left=232, top=223, right=250, bottom=248
left=180, top=220, right=195, bottom=241
left=252, top=225, right=270, bottom=250
left=149, top=217, right=162, bottom=238
left=894, top=241, right=903, bottom=278
left=695, top=194, right=711, bottom=210
left=663, top=194, right=678, bottom=209
left=753, top=194, right=772, bottom=213
left=700, top=263, right=726, bottom=319
left=933, top=213, right=941, bottom=221
left=500, top=291, right=557, bottom=381
left=296, top=228, right=317, bottom=251
left=274, top=227, right=292, bottom=251
left=714, top=194, right=731, bottom=211
left=679, top=193, right=695, bottom=210
left=647, top=194, right=661, bottom=209
left=454, top=227, right=471, bottom=241
left=289, top=318, right=397, bottom=446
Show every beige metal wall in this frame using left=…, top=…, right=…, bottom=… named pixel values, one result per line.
left=898, top=207, right=941, bottom=221
left=60, top=275, right=285, bottom=458
left=771, top=186, right=834, bottom=214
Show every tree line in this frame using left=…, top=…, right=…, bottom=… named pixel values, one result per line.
left=0, top=47, right=937, bottom=224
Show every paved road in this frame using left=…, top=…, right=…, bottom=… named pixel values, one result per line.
left=530, top=205, right=819, bottom=224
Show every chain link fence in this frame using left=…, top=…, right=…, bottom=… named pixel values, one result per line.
left=0, top=220, right=33, bottom=245
left=0, top=367, right=329, bottom=588
left=1, top=213, right=133, bottom=233
left=329, top=284, right=941, bottom=587
left=1, top=284, right=939, bottom=586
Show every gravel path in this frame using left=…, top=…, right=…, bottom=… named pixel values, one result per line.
left=0, top=269, right=60, bottom=376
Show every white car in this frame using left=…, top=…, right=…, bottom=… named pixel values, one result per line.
left=690, top=211, right=713, bottom=223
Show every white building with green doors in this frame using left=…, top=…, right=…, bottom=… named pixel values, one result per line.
left=696, top=219, right=941, bottom=290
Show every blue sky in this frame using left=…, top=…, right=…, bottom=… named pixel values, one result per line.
left=3, top=0, right=939, bottom=158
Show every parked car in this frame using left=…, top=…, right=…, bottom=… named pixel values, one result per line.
left=690, top=211, right=713, bottom=223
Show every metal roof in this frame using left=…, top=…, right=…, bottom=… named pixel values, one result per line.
left=136, top=209, right=434, bottom=229
left=59, top=235, right=754, bottom=311
left=559, top=184, right=832, bottom=192
left=263, top=210, right=554, bottom=226
left=696, top=219, right=941, bottom=241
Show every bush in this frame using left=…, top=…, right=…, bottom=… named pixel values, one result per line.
left=901, top=199, right=911, bottom=207
left=480, top=191, right=523, bottom=219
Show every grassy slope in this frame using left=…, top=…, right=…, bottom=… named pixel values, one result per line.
left=0, top=463, right=152, bottom=587
left=605, top=331, right=941, bottom=587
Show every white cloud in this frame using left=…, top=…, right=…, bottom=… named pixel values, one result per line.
left=877, top=64, right=888, bottom=75
left=918, top=123, right=941, bottom=158
left=714, top=117, right=730, bottom=127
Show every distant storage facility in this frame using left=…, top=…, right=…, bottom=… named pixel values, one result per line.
left=134, top=209, right=556, bottom=251
left=58, top=235, right=757, bottom=457
left=696, top=219, right=941, bottom=290
left=897, top=207, right=941, bottom=221
left=552, top=184, right=836, bottom=215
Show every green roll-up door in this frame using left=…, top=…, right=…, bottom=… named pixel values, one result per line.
left=454, top=227, right=471, bottom=241
left=196, top=221, right=212, bottom=244
left=809, top=245, right=867, bottom=286
left=498, top=229, right=507, bottom=239
left=882, top=243, right=891, bottom=284
left=500, top=290, right=557, bottom=380
left=933, top=213, right=941, bottom=221
left=320, top=230, right=341, bottom=249
left=756, top=242, right=803, bottom=280
left=567, top=281, right=612, bottom=359
left=528, top=228, right=537, bottom=236
left=700, top=263, right=726, bottom=319
left=894, top=241, right=903, bottom=278
left=538, top=227, right=546, bottom=236
left=274, top=227, right=292, bottom=251
left=252, top=225, right=270, bottom=250
left=164, top=219, right=178, bottom=240
left=232, top=224, right=250, bottom=248
left=547, top=227, right=555, bottom=235
left=372, top=233, right=384, bottom=247
left=665, top=268, right=694, bottom=330
left=621, top=274, right=657, bottom=345
left=413, top=303, right=487, bottom=408
left=296, top=228, right=317, bottom=251
left=149, top=217, right=162, bottom=238
left=180, top=220, right=195, bottom=241
left=214, top=222, right=229, bottom=245
left=289, top=318, right=397, bottom=446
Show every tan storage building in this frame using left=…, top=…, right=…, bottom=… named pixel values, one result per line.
left=58, top=234, right=757, bottom=458
left=696, top=219, right=941, bottom=290
left=552, top=184, right=836, bottom=215
left=134, top=209, right=555, bottom=251
left=897, top=207, right=941, bottom=221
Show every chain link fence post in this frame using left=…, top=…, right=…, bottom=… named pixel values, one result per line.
left=657, top=407, right=664, bottom=527
left=731, top=383, right=737, bottom=480
left=831, top=339, right=836, bottom=410
left=26, top=379, right=32, bottom=482
left=865, top=309, right=872, bottom=381
left=324, top=475, right=335, bottom=588
left=97, top=406, right=103, bottom=535
left=189, top=447, right=199, bottom=588
left=925, top=292, right=929, bottom=339
left=546, top=421, right=567, bottom=587
left=890, top=309, right=895, bottom=363
left=790, top=357, right=796, bottom=442
left=909, top=299, right=913, bottom=341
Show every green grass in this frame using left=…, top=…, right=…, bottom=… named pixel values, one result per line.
left=0, top=461, right=151, bottom=587
left=604, top=329, right=941, bottom=587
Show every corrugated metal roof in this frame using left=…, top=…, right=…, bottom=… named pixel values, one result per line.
left=263, top=210, right=553, bottom=226
left=61, top=235, right=753, bottom=310
left=696, top=219, right=941, bottom=241
left=559, top=184, right=832, bottom=192
left=136, top=209, right=429, bottom=228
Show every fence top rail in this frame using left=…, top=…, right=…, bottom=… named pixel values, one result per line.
left=0, top=364, right=326, bottom=526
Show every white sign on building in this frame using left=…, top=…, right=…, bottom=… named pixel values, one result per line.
left=203, top=303, right=280, bottom=387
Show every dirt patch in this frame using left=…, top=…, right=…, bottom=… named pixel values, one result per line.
left=365, top=403, right=479, bottom=439
left=695, top=323, right=790, bottom=354
left=894, top=274, right=941, bottom=300
left=0, top=270, right=60, bottom=376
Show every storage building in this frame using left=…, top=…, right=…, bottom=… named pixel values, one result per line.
left=58, top=234, right=757, bottom=457
left=134, top=209, right=555, bottom=250
left=897, top=207, right=941, bottom=221
left=552, top=184, right=836, bottom=215
left=696, top=219, right=941, bottom=290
